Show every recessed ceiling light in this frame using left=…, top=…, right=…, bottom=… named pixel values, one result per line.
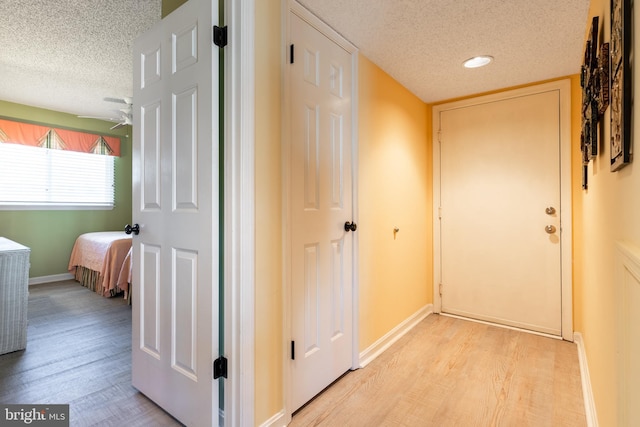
left=463, top=55, right=494, bottom=68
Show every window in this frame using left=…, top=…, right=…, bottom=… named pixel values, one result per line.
left=0, top=142, right=115, bottom=209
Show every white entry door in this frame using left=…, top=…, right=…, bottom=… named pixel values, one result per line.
left=132, top=0, right=219, bottom=425
left=289, top=8, right=356, bottom=412
left=436, top=83, right=570, bottom=337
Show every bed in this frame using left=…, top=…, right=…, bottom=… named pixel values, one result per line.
left=68, top=231, right=132, bottom=297
left=116, top=247, right=133, bottom=303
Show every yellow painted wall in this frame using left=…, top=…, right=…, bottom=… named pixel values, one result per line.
left=161, top=0, right=187, bottom=17
left=578, top=0, right=640, bottom=424
left=358, top=55, right=431, bottom=351
left=255, top=0, right=283, bottom=424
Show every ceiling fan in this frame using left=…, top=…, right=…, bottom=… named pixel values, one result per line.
left=78, top=97, right=133, bottom=130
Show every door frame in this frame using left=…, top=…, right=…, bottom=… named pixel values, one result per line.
left=224, top=0, right=255, bottom=425
left=282, top=0, right=360, bottom=421
left=432, top=79, right=573, bottom=341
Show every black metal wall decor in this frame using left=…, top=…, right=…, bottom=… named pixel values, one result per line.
left=580, top=14, right=617, bottom=189
left=610, top=0, right=632, bottom=171
left=580, top=17, right=601, bottom=189
left=580, top=16, right=598, bottom=160
left=597, top=42, right=610, bottom=116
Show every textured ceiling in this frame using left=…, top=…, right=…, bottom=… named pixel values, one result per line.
left=299, top=0, right=591, bottom=103
left=0, top=1, right=590, bottom=119
left=0, top=0, right=161, bottom=118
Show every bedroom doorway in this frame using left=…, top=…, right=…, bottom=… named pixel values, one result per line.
left=131, top=0, right=221, bottom=425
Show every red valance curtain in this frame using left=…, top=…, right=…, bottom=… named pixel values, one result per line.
left=0, top=118, right=120, bottom=157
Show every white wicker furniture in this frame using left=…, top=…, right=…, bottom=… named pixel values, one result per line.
left=0, top=237, right=30, bottom=355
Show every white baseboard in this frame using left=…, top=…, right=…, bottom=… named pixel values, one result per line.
left=29, top=273, right=74, bottom=286
left=574, top=332, right=598, bottom=427
left=359, top=304, right=432, bottom=368
left=258, top=410, right=286, bottom=427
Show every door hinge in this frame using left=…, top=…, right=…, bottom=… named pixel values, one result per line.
left=437, top=130, right=442, bottom=143
left=439, top=283, right=443, bottom=296
left=213, top=25, right=228, bottom=48
left=291, top=340, right=295, bottom=360
left=290, top=44, right=294, bottom=64
left=213, top=356, right=227, bottom=379
left=438, top=207, right=442, bottom=220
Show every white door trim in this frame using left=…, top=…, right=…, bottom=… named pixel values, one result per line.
left=224, top=0, right=255, bottom=425
left=282, top=0, right=359, bottom=421
left=432, top=79, right=573, bottom=341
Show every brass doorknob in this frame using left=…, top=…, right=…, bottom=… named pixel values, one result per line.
left=545, top=225, right=556, bottom=234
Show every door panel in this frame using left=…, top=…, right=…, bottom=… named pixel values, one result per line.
left=140, top=243, right=161, bottom=357
left=132, top=0, right=218, bottom=424
left=439, top=90, right=562, bottom=335
left=290, top=11, right=354, bottom=411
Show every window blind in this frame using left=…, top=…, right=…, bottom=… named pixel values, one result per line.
left=0, top=143, right=115, bottom=208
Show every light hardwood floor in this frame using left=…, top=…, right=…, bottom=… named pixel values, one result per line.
left=0, top=281, right=182, bottom=426
left=291, top=314, right=587, bottom=427
left=1, top=282, right=586, bottom=426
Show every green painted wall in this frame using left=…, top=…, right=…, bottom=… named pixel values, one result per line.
left=161, top=0, right=188, bottom=17
left=0, top=100, right=132, bottom=278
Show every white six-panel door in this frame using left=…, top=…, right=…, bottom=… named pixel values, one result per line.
left=132, top=0, right=219, bottom=425
left=289, top=9, right=355, bottom=412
